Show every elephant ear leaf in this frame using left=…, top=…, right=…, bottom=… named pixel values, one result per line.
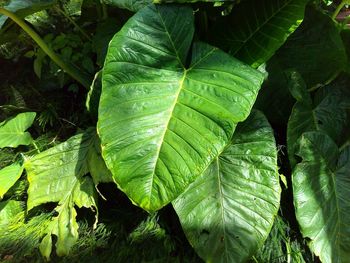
left=0, top=0, right=57, bottom=29
left=0, top=112, right=36, bottom=148
left=173, top=110, right=280, bottom=263
left=24, top=128, right=108, bottom=259
left=211, top=0, right=308, bottom=68
left=98, top=4, right=264, bottom=212
left=292, top=132, right=350, bottom=263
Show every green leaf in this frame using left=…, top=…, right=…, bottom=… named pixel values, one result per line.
left=101, top=0, right=151, bottom=12
left=276, top=6, right=347, bottom=88
left=211, top=0, right=308, bottom=68
left=24, top=128, right=108, bottom=258
left=98, top=4, right=264, bottom=212
left=154, top=0, right=233, bottom=2
left=103, top=0, right=234, bottom=10
left=0, top=112, right=36, bottom=148
left=0, top=162, right=24, bottom=199
left=173, top=110, right=280, bottom=263
left=0, top=200, right=24, bottom=225
left=0, top=0, right=57, bottom=29
left=293, top=132, right=350, bottom=263
left=287, top=75, right=350, bottom=167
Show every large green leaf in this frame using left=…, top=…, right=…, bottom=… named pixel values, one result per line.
left=293, top=132, right=350, bottom=263
left=173, top=110, right=280, bottom=263
left=0, top=0, right=57, bottom=29
left=287, top=74, right=350, bottom=167
left=276, top=6, right=347, bottom=88
left=0, top=162, right=24, bottom=199
left=25, top=128, right=110, bottom=258
left=98, top=4, right=264, bottom=212
left=211, top=0, right=308, bottom=68
left=102, top=0, right=233, bottom=11
left=0, top=112, right=36, bottom=148
left=101, top=0, right=151, bottom=12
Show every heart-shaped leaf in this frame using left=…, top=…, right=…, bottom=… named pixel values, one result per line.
left=0, top=112, right=36, bottom=148
left=98, top=4, right=264, bottom=212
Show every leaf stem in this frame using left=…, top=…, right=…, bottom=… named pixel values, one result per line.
left=55, top=7, right=92, bottom=41
left=339, top=138, right=350, bottom=152
left=0, top=8, right=92, bottom=88
left=101, top=1, right=108, bottom=20
left=332, top=0, right=348, bottom=20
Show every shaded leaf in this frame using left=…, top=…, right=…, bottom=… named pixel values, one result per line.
left=92, top=18, right=121, bottom=67
left=287, top=75, right=350, bottom=167
left=0, top=0, right=57, bottom=29
left=211, top=0, right=308, bottom=68
left=276, top=5, right=347, bottom=87
left=293, top=132, right=350, bottom=263
left=98, top=4, right=264, bottom=212
left=254, top=58, right=295, bottom=125
left=173, top=110, right=280, bottom=263
left=0, top=112, right=36, bottom=148
left=0, top=162, right=23, bottom=199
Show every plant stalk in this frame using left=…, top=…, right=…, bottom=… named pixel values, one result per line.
left=0, top=8, right=91, bottom=88
left=332, top=0, right=349, bottom=20
left=55, top=7, right=92, bottom=41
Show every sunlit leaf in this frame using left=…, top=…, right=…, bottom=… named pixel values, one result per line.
left=0, top=162, right=23, bottom=199
left=98, top=4, right=264, bottom=212
left=173, top=110, right=280, bottom=263
left=25, top=128, right=111, bottom=258
left=0, top=112, right=36, bottom=148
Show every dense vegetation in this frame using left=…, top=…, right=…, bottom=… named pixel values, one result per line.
left=0, top=0, right=349, bottom=262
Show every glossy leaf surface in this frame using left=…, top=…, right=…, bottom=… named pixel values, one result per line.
left=25, top=128, right=109, bottom=258
left=293, top=132, right=350, bottom=263
left=211, top=0, right=308, bottom=68
left=0, top=162, right=23, bottom=199
left=0, top=0, right=57, bottom=29
left=99, top=4, right=264, bottom=212
left=173, top=111, right=280, bottom=263
left=0, top=112, right=36, bottom=148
